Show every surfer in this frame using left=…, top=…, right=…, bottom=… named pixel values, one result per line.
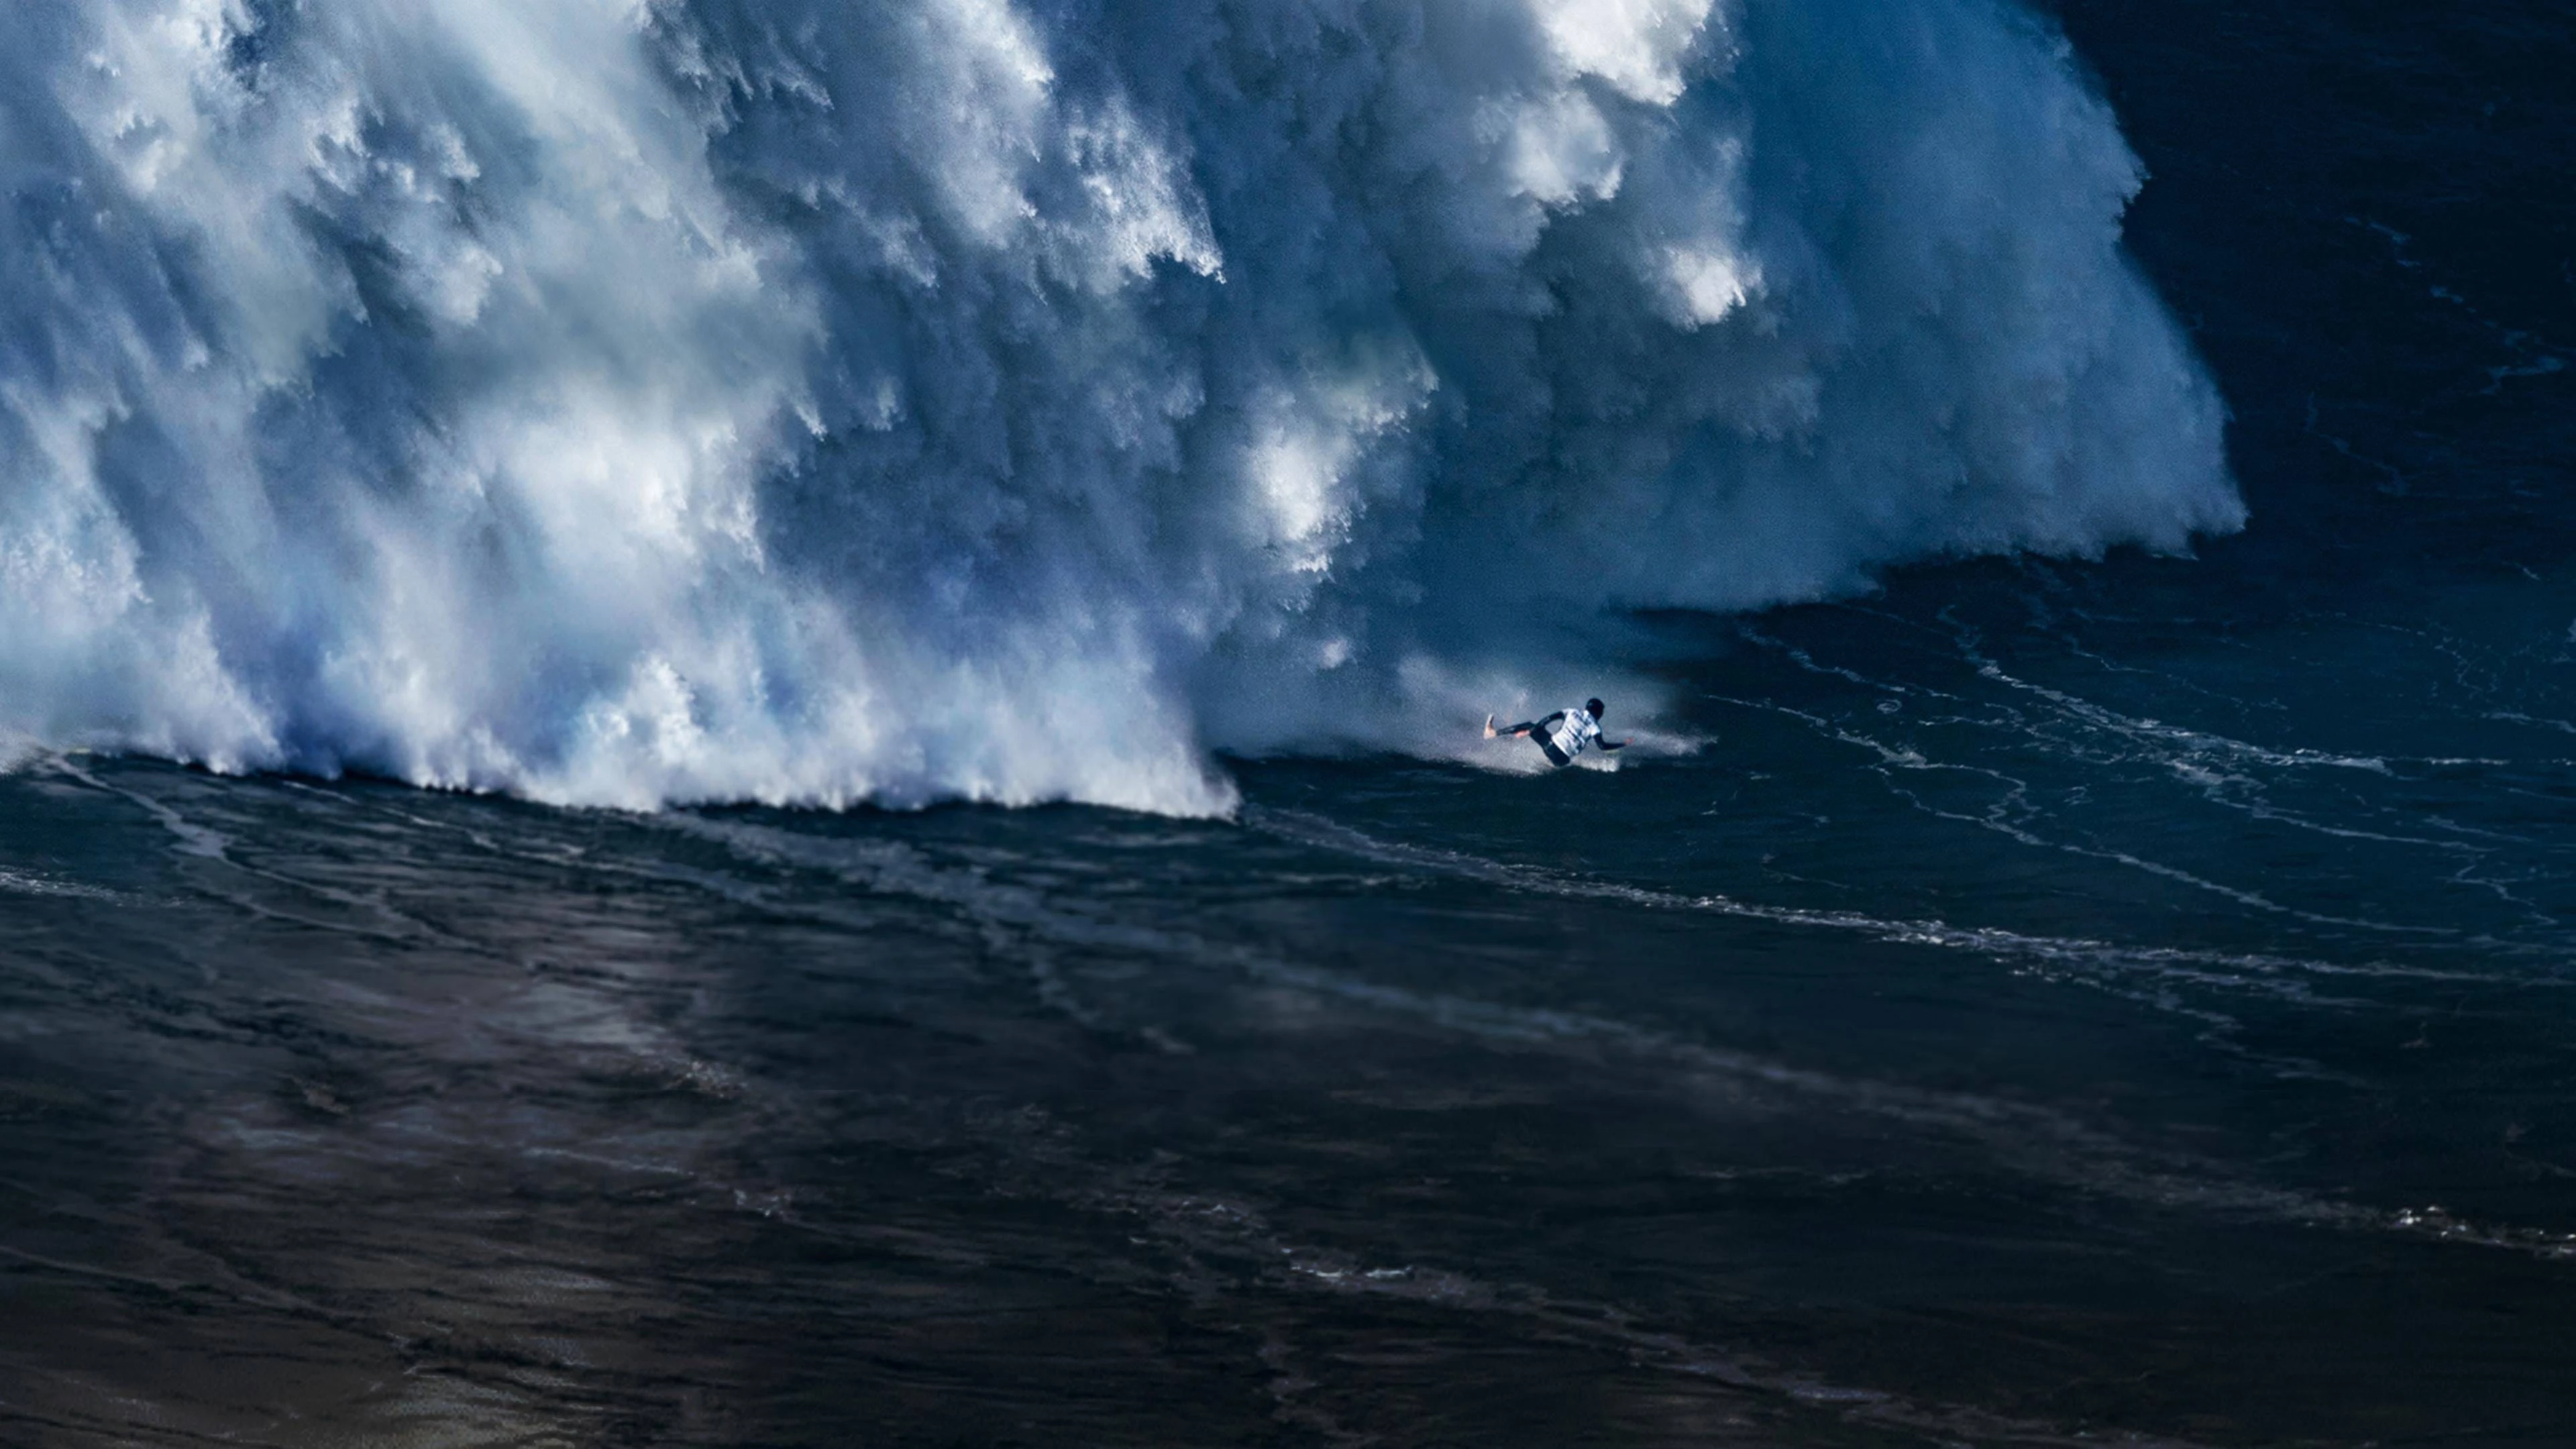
left=1485, top=698, right=1626, bottom=767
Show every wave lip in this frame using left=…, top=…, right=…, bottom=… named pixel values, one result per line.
left=0, top=0, right=2237, bottom=814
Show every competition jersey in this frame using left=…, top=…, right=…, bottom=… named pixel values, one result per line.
left=1541, top=707, right=1602, bottom=763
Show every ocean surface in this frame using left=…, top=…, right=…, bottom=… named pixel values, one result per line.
left=4, top=0, right=2575, bottom=1444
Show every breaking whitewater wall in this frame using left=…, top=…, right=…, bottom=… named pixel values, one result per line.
left=0, top=0, right=2237, bottom=812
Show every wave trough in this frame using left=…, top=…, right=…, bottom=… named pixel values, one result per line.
left=0, top=0, right=2239, bottom=813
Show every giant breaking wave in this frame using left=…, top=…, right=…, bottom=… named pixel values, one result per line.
left=0, top=0, right=2239, bottom=813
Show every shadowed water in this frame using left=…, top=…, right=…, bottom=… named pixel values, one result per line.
left=7, top=551, right=2576, bottom=1445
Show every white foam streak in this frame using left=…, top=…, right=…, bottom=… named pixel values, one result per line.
left=0, top=0, right=2237, bottom=813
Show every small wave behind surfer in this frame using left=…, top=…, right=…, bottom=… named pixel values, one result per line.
left=1485, top=698, right=1626, bottom=767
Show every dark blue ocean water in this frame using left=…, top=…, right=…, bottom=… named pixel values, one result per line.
left=5, top=2, right=2575, bottom=1445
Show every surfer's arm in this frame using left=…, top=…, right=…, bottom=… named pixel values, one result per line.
left=1487, top=712, right=1552, bottom=738
left=1598, top=739, right=1625, bottom=752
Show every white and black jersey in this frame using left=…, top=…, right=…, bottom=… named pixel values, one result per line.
left=1506, top=707, right=1602, bottom=766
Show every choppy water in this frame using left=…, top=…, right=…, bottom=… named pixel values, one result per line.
left=6, top=0, right=2576, bottom=1444
left=12, top=546, right=2576, bottom=1446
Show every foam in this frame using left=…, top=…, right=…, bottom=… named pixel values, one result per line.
left=0, top=0, right=2238, bottom=814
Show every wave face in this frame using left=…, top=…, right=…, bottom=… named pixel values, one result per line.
left=0, top=0, right=2239, bottom=813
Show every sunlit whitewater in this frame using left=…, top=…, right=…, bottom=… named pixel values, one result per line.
left=0, top=0, right=2236, bottom=813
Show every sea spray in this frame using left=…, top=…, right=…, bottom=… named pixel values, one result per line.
left=0, top=0, right=2237, bottom=812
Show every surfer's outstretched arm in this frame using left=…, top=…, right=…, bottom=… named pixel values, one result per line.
left=1599, top=739, right=1626, bottom=753
left=1486, top=713, right=1543, bottom=739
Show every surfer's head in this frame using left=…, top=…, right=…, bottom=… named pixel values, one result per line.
left=1585, top=698, right=1605, bottom=718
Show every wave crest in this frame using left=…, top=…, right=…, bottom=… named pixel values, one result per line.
left=0, top=0, right=2237, bottom=813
